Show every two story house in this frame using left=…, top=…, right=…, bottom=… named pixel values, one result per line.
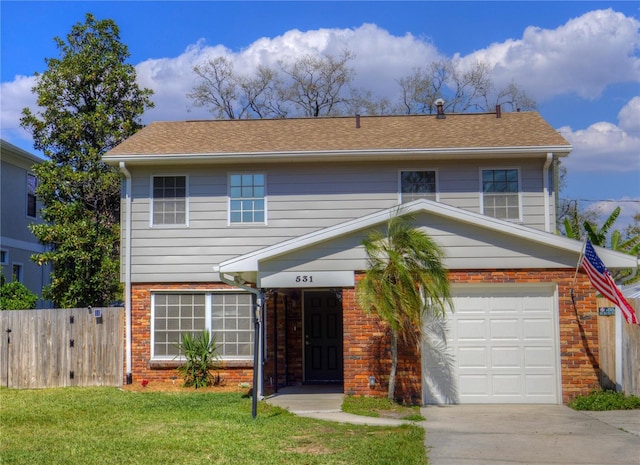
left=104, top=110, right=637, bottom=404
left=0, top=140, right=51, bottom=308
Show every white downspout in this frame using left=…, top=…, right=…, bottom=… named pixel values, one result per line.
left=119, top=162, right=133, bottom=384
left=543, top=153, right=553, bottom=233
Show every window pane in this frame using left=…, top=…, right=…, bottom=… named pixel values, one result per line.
left=152, top=176, right=187, bottom=225
left=210, top=293, right=254, bottom=359
left=229, top=173, right=265, bottom=223
left=230, top=174, right=242, bottom=187
left=401, top=171, right=436, bottom=203
left=153, top=293, right=206, bottom=357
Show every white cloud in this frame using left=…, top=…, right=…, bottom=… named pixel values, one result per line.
left=559, top=97, right=640, bottom=173
left=0, top=75, right=38, bottom=145
left=136, top=24, right=441, bottom=123
left=462, top=9, right=640, bottom=101
left=618, top=96, right=640, bottom=136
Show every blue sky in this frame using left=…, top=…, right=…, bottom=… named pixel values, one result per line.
left=2, top=1, right=639, bottom=228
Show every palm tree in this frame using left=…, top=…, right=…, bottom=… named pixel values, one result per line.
left=356, top=210, right=452, bottom=400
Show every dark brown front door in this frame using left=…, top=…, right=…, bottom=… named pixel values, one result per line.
left=304, top=291, right=343, bottom=383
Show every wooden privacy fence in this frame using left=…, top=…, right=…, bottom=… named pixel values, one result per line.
left=0, top=307, right=124, bottom=389
left=597, top=297, right=640, bottom=396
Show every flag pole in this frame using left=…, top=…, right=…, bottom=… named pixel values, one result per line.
left=571, top=235, right=589, bottom=303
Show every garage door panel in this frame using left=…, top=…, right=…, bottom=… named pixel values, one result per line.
left=492, top=375, right=522, bottom=396
left=491, top=347, right=520, bottom=368
left=459, top=375, right=489, bottom=395
left=490, top=319, right=520, bottom=339
left=423, top=285, right=559, bottom=405
left=523, top=319, right=553, bottom=339
left=458, top=347, right=488, bottom=368
left=456, top=319, right=486, bottom=340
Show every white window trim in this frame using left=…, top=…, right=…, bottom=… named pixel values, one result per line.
left=149, top=174, right=189, bottom=228
left=0, top=249, right=8, bottom=266
left=227, top=171, right=268, bottom=226
left=150, top=290, right=254, bottom=362
left=479, top=167, right=523, bottom=222
left=26, top=172, right=37, bottom=219
left=398, top=168, right=439, bottom=204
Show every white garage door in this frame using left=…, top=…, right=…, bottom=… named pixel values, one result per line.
left=422, top=285, right=560, bottom=404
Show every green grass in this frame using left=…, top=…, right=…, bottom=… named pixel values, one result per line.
left=342, top=395, right=425, bottom=421
left=0, top=387, right=427, bottom=465
left=568, top=389, right=640, bottom=411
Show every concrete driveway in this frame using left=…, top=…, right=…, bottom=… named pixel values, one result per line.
left=422, top=405, right=640, bottom=465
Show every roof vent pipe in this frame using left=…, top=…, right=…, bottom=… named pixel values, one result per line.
left=435, top=99, right=445, bottom=119
left=496, top=104, right=501, bottom=118
left=355, top=114, right=361, bottom=128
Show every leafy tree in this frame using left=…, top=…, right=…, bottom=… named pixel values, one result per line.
left=20, top=13, right=154, bottom=307
left=0, top=271, right=38, bottom=310
left=563, top=205, right=640, bottom=283
left=584, top=207, right=622, bottom=247
left=356, top=211, right=452, bottom=400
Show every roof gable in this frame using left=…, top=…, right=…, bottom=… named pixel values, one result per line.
left=217, top=199, right=637, bottom=275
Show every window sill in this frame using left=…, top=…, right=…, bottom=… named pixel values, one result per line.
left=148, top=359, right=253, bottom=370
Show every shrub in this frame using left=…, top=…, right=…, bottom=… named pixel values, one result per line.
left=176, top=330, right=221, bottom=388
left=0, top=279, right=38, bottom=310
left=569, top=390, right=640, bottom=411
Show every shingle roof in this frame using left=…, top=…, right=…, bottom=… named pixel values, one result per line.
left=104, top=112, right=570, bottom=158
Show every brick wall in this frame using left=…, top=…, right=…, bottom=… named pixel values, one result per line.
left=129, top=268, right=600, bottom=403
left=128, top=282, right=254, bottom=387
left=343, top=269, right=600, bottom=404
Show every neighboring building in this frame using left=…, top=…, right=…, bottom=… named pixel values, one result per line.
left=0, top=140, right=51, bottom=308
left=104, top=110, right=637, bottom=404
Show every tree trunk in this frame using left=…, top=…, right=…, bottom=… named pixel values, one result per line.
left=388, top=329, right=398, bottom=400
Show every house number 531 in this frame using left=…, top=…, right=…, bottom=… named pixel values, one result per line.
left=295, top=275, right=313, bottom=283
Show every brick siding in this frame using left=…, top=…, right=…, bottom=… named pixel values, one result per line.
left=129, top=269, right=600, bottom=403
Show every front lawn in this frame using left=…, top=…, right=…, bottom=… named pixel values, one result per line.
left=0, top=387, right=426, bottom=465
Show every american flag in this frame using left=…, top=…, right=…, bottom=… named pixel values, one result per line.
left=581, top=239, right=638, bottom=325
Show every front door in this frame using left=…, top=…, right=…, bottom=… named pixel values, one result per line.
left=304, top=291, right=343, bottom=383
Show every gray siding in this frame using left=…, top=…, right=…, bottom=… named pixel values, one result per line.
left=261, top=211, right=577, bottom=274
left=125, top=157, right=556, bottom=282
left=1, top=150, right=51, bottom=306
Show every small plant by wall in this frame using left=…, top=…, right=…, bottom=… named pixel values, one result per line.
left=176, top=330, right=221, bottom=388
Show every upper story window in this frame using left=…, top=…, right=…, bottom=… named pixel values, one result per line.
left=481, top=168, right=521, bottom=220
left=12, top=263, right=23, bottom=283
left=400, top=170, right=437, bottom=203
left=151, top=292, right=253, bottom=361
left=27, top=173, right=37, bottom=218
left=229, top=173, right=265, bottom=224
left=152, top=175, right=187, bottom=226
left=0, top=250, right=7, bottom=266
